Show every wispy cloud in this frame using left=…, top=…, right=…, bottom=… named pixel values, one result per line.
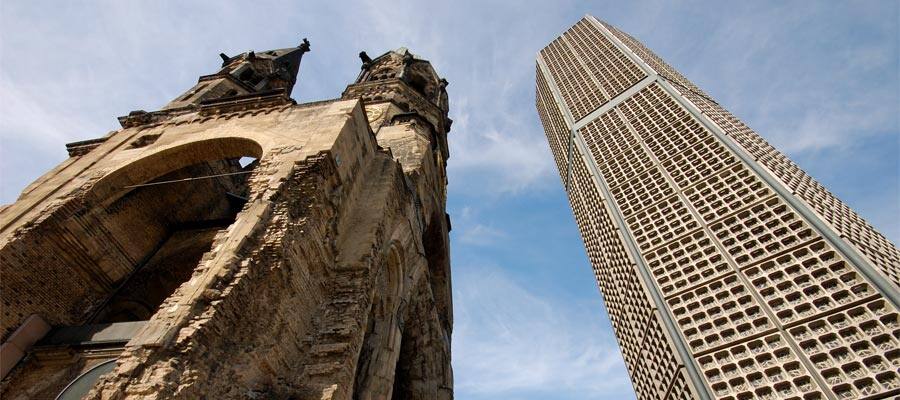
left=449, top=98, right=555, bottom=195
left=663, top=2, right=899, bottom=156
left=458, top=223, right=508, bottom=246
left=1, top=3, right=897, bottom=399
left=453, top=265, right=632, bottom=399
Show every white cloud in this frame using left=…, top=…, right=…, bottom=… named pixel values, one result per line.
left=0, top=80, right=90, bottom=147
left=768, top=103, right=893, bottom=154
left=458, top=223, right=508, bottom=245
left=663, top=3, right=898, bottom=157
left=2, top=2, right=897, bottom=399
left=448, top=118, right=554, bottom=195
left=0, top=0, right=564, bottom=202
left=453, top=265, right=632, bottom=399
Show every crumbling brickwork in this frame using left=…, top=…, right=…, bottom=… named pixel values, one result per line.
left=1, top=42, right=453, bottom=400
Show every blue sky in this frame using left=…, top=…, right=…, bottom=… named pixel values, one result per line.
left=1, top=1, right=897, bottom=399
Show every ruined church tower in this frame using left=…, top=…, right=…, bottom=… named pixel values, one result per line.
left=0, top=41, right=453, bottom=400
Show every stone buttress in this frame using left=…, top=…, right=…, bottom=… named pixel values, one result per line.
left=0, top=41, right=453, bottom=400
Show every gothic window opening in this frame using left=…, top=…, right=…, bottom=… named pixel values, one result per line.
left=353, top=247, right=404, bottom=399
left=407, top=74, right=429, bottom=96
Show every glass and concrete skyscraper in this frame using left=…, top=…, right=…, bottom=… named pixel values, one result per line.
left=536, top=15, right=900, bottom=400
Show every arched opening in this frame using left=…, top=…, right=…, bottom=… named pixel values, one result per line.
left=389, top=278, right=443, bottom=400
left=86, top=138, right=263, bottom=323
left=0, top=137, right=264, bottom=399
left=404, top=64, right=439, bottom=103
left=3, top=137, right=263, bottom=327
left=407, top=74, right=429, bottom=95
left=353, top=245, right=404, bottom=399
left=423, top=210, right=452, bottom=334
left=390, top=323, right=415, bottom=400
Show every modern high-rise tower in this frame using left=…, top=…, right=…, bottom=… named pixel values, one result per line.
left=0, top=43, right=453, bottom=399
left=536, top=16, right=900, bottom=400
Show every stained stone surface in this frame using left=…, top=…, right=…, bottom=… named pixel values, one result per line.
left=0, top=44, right=453, bottom=400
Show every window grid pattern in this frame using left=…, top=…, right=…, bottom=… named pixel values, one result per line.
left=599, top=19, right=713, bottom=105
left=564, top=19, right=646, bottom=100
left=684, top=163, right=774, bottom=225
left=572, top=83, right=843, bottom=398
left=611, top=166, right=676, bottom=220
left=681, top=67, right=900, bottom=288
left=666, top=368, right=702, bottom=400
left=535, top=63, right=572, bottom=185
left=633, top=311, right=689, bottom=399
left=745, top=240, right=880, bottom=328
left=568, top=151, right=655, bottom=360
left=540, top=37, right=608, bottom=120
left=608, top=14, right=899, bottom=286
left=669, top=273, right=776, bottom=355
left=537, top=16, right=900, bottom=400
left=788, top=299, right=900, bottom=399
left=698, top=333, right=829, bottom=400
left=645, top=229, right=732, bottom=299
left=579, top=110, right=636, bottom=166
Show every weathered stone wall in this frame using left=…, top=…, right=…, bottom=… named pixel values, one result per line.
left=2, top=347, right=123, bottom=400
left=1, top=46, right=453, bottom=400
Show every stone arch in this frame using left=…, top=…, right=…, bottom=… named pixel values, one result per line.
left=405, top=62, right=440, bottom=102
left=353, top=242, right=405, bottom=399
left=79, top=136, right=264, bottom=324
left=88, top=136, right=263, bottom=205
left=1, top=136, right=265, bottom=340
left=389, top=268, right=453, bottom=400
left=423, top=209, right=452, bottom=334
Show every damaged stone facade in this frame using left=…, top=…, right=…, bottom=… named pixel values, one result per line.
left=0, top=41, right=453, bottom=400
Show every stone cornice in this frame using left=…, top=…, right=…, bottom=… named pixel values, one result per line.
left=342, top=79, right=449, bottom=134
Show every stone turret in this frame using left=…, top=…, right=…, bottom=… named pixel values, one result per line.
left=343, top=49, right=454, bottom=336
left=0, top=41, right=453, bottom=400
left=163, top=39, right=311, bottom=111
left=343, top=48, right=452, bottom=163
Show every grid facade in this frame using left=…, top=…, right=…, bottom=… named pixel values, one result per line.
left=536, top=15, right=900, bottom=400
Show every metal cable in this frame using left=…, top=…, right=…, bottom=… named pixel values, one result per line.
left=122, top=170, right=253, bottom=189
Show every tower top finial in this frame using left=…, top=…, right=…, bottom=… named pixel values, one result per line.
left=209, top=39, right=312, bottom=97
left=359, top=51, right=373, bottom=70
left=299, top=38, right=311, bottom=53
left=165, top=38, right=313, bottom=110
